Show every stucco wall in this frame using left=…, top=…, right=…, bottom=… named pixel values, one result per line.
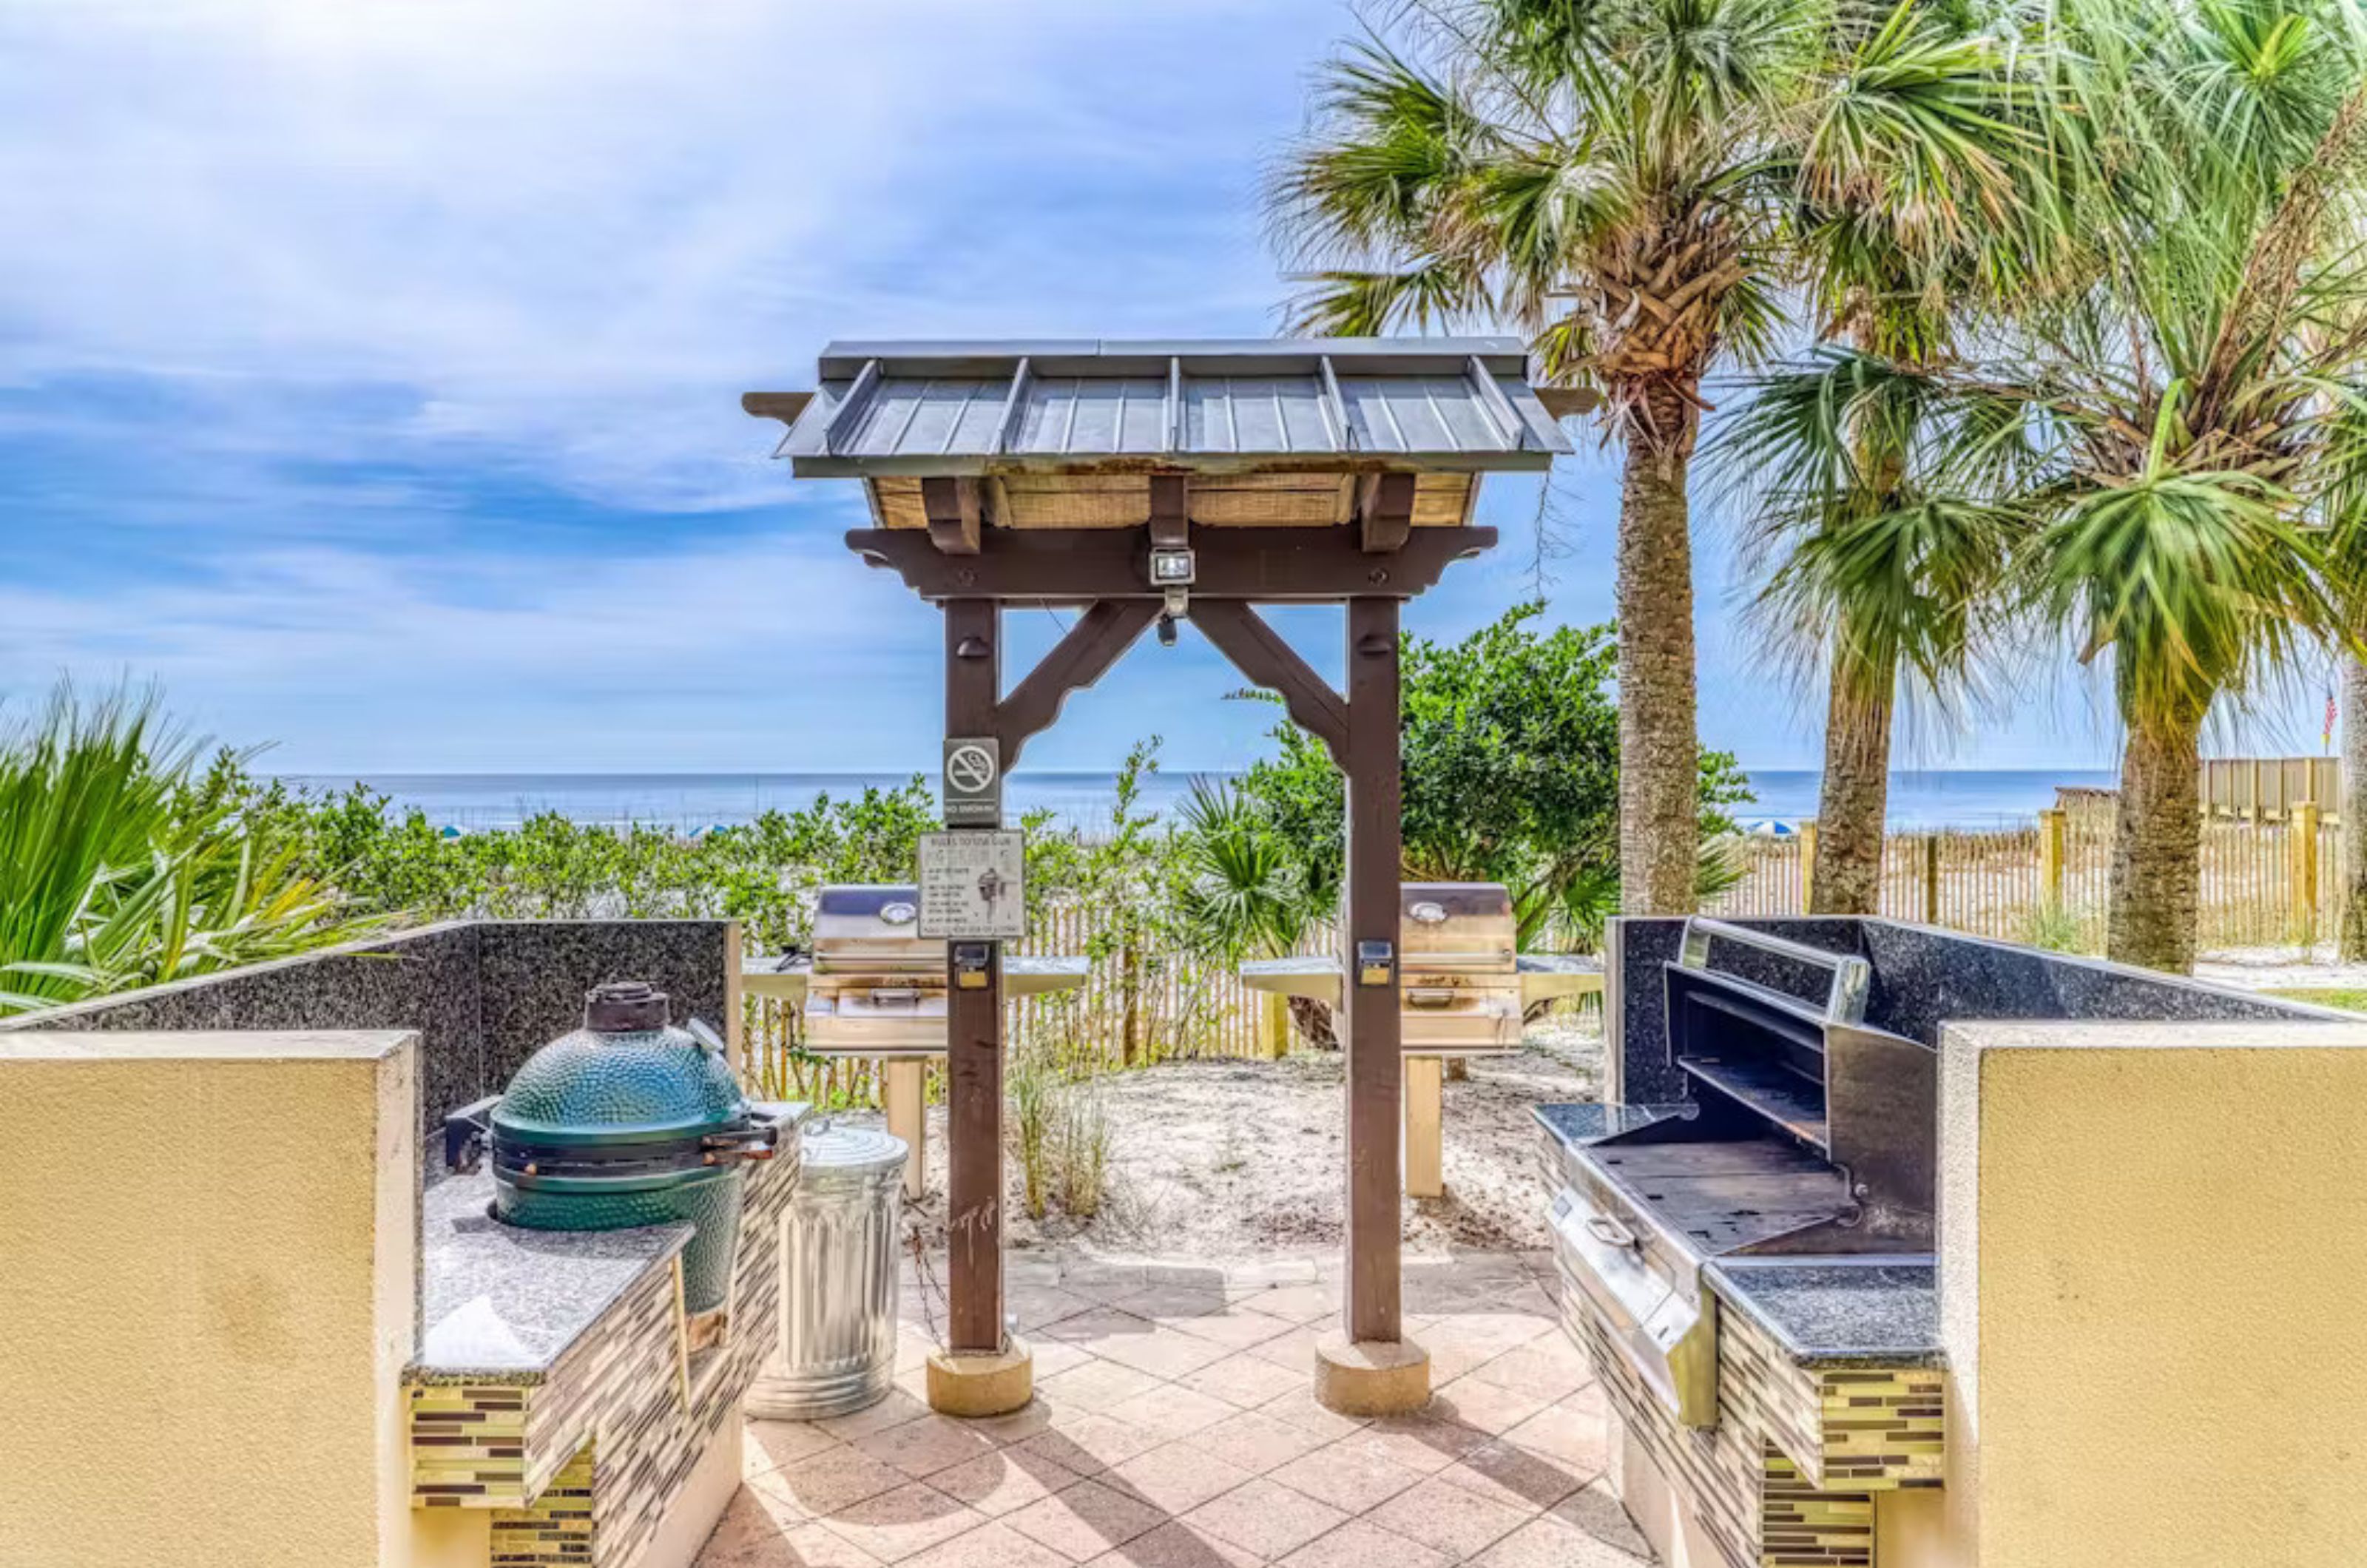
left=1920, top=1019, right=2367, bottom=1568
left=0, top=1031, right=419, bottom=1568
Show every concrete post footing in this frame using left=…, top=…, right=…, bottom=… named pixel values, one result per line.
left=1312, top=1332, right=1431, bottom=1416
left=925, top=1338, right=1034, bottom=1417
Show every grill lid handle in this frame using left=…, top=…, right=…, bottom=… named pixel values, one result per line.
left=1584, top=1214, right=1638, bottom=1251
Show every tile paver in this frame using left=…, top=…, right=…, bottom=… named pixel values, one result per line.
left=1103, top=1384, right=1235, bottom=1441
left=1005, top=1477, right=1170, bottom=1562
left=697, top=1251, right=1647, bottom=1568
left=1085, top=1520, right=1264, bottom=1567
left=1192, top=1407, right=1331, bottom=1473
left=755, top=1447, right=910, bottom=1520
left=1176, top=1351, right=1307, bottom=1410
left=928, top=1447, right=1083, bottom=1518
left=1365, top=1475, right=1533, bottom=1561
left=1269, top=1440, right=1427, bottom=1514
left=1104, top=1441, right=1255, bottom=1516
left=1277, top=1517, right=1452, bottom=1568
left=901, top=1519, right=1073, bottom=1568
left=1436, top=1439, right=1590, bottom=1513
left=1182, top=1476, right=1350, bottom=1560
left=817, top=1483, right=985, bottom=1564
left=1472, top=1511, right=1652, bottom=1567
left=854, top=1415, right=1002, bottom=1480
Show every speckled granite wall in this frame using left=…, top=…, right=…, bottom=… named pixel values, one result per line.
left=0, top=919, right=729, bottom=1140
left=1608, top=915, right=2333, bottom=1104
left=477, top=922, right=729, bottom=1093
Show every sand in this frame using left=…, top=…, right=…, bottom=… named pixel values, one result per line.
left=857, top=1015, right=1605, bottom=1262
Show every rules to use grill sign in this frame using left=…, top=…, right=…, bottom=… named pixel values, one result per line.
left=917, top=830, right=1026, bottom=939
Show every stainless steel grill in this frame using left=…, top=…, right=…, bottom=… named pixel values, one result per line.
left=1397, top=882, right=1523, bottom=1054
left=805, top=886, right=948, bottom=1056
left=1544, top=918, right=1935, bottom=1425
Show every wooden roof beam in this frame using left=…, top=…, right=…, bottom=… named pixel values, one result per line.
left=921, top=476, right=983, bottom=555
left=1357, top=472, right=1416, bottom=553
left=845, top=523, right=1496, bottom=602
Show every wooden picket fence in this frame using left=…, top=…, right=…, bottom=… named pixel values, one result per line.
left=1706, top=806, right=2347, bottom=954
left=744, top=900, right=1333, bottom=1106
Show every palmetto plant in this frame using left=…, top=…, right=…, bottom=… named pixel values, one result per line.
left=1744, top=0, right=2367, bottom=970
left=1272, top=0, right=2031, bottom=914
left=1171, top=777, right=1339, bottom=1047
left=0, top=685, right=385, bottom=1014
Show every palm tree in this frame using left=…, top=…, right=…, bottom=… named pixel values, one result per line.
left=1760, top=0, right=2367, bottom=970
left=1271, top=0, right=2036, bottom=914
left=1722, top=355, right=2025, bottom=911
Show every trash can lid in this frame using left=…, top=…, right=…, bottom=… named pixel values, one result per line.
left=797, top=1121, right=909, bottom=1180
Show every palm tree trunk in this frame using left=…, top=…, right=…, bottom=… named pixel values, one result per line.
left=1617, top=382, right=1702, bottom=914
left=2107, top=710, right=2204, bottom=973
left=2340, top=658, right=2367, bottom=960
left=1813, top=641, right=1894, bottom=916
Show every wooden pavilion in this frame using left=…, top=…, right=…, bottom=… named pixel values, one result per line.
left=745, top=337, right=1573, bottom=1415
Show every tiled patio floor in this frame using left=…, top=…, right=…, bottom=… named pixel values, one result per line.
left=698, top=1250, right=1651, bottom=1567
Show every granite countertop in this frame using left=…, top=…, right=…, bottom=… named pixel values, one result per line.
left=409, top=1170, right=691, bottom=1385
left=1706, top=1260, right=1942, bottom=1368
left=1532, top=1101, right=1691, bottom=1148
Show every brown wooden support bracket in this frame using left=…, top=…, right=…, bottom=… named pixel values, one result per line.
left=996, top=600, right=1160, bottom=766
left=1192, top=600, right=1349, bottom=767
left=1357, top=473, right=1415, bottom=553
left=845, top=526, right=1496, bottom=602
left=1149, top=473, right=1188, bottom=548
left=922, top=477, right=984, bottom=555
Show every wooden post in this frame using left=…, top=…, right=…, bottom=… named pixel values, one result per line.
left=1404, top=1055, right=1444, bottom=1199
left=2295, top=800, right=2322, bottom=934
left=944, top=598, right=1004, bottom=1354
left=2039, top=808, right=2067, bottom=905
left=1799, top=821, right=1818, bottom=913
left=1263, top=990, right=1291, bottom=1060
left=1343, top=596, right=1403, bottom=1345
left=1922, top=834, right=1942, bottom=925
left=884, top=1058, right=928, bottom=1200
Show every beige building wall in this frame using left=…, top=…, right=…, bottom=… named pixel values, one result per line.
left=1903, top=1019, right=2367, bottom=1568
left=0, top=1031, right=419, bottom=1568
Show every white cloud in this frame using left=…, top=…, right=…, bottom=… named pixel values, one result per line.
left=0, top=0, right=1331, bottom=507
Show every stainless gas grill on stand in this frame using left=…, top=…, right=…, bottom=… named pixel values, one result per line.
left=1240, top=882, right=1605, bottom=1196
left=743, top=885, right=1087, bottom=1197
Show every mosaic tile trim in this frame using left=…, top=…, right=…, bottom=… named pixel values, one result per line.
left=1556, top=1271, right=1913, bottom=1568
left=411, top=1384, right=533, bottom=1507
left=1818, top=1368, right=1944, bottom=1490
left=1559, top=1278, right=1759, bottom=1568
left=1718, top=1305, right=1945, bottom=1491
left=407, top=1133, right=803, bottom=1567
left=491, top=1442, right=595, bottom=1565
left=1762, top=1448, right=1874, bottom=1568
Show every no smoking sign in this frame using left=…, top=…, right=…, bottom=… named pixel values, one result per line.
left=942, top=736, right=1002, bottom=827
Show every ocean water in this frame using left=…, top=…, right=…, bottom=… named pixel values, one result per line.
left=276, top=767, right=2118, bottom=834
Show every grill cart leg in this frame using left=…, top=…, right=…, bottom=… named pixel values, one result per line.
left=1404, top=1055, right=1444, bottom=1198
left=885, top=1058, right=928, bottom=1200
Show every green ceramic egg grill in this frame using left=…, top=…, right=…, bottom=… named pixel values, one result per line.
left=444, top=981, right=780, bottom=1312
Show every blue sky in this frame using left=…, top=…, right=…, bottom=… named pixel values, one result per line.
left=0, top=1, right=2332, bottom=776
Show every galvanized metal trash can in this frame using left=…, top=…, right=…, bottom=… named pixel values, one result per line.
left=747, top=1121, right=908, bottom=1420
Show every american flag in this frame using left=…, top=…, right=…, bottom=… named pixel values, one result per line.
left=2327, top=688, right=2339, bottom=752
